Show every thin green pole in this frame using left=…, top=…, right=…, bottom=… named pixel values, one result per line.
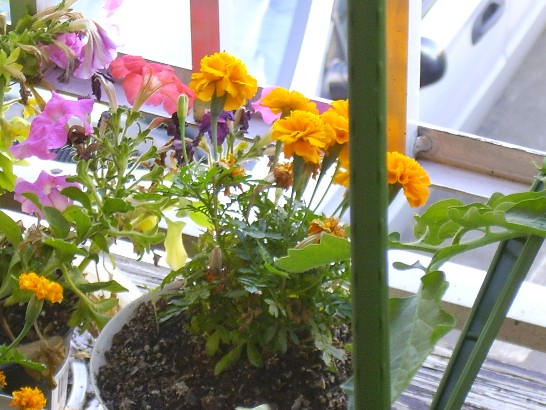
left=348, top=1, right=390, bottom=409
left=431, top=176, right=545, bottom=409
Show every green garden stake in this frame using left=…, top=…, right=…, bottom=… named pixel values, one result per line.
left=431, top=176, right=545, bottom=409
left=9, top=0, right=36, bottom=30
left=348, top=0, right=390, bottom=408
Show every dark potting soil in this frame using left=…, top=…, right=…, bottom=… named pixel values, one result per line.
left=96, top=299, right=352, bottom=409
left=0, top=298, right=76, bottom=344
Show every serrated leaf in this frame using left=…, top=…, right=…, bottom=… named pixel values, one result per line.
left=389, top=270, right=455, bottom=402
left=214, top=344, right=243, bottom=375
left=189, top=202, right=214, bottom=229
left=205, top=330, right=221, bottom=357
left=413, top=198, right=465, bottom=244
left=246, top=342, right=263, bottom=368
left=275, top=233, right=350, bottom=273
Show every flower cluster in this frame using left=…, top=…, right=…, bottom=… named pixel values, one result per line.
left=0, top=0, right=117, bottom=194
left=154, top=50, right=432, bottom=380
left=18, top=273, right=63, bottom=304
left=6, top=2, right=529, bottom=406
left=8, top=386, right=46, bottom=410
left=0, top=0, right=190, bottom=399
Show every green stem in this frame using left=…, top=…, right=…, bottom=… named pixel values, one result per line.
left=209, top=95, right=226, bottom=162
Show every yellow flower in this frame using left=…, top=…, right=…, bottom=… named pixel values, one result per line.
left=321, top=100, right=349, bottom=148
left=0, top=370, right=6, bottom=388
left=333, top=168, right=349, bottom=187
left=259, top=87, right=318, bottom=118
left=9, top=386, right=47, bottom=410
left=0, top=117, right=31, bottom=146
left=133, top=214, right=159, bottom=233
left=189, top=52, right=257, bottom=110
left=164, top=218, right=188, bottom=270
left=18, top=272, right=64, bottom=303
left=22, top=97, right=40, bottom=118
left=387, top=151, right=431, bottom=208
left=272, top=110, right=332, bottom=165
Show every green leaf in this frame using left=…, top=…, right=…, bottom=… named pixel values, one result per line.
left=77, top=280, right=128, bottom=294
left=63, top=206, right=92, bottom=239
left=413, top=198, right=465, bottom=245
left=214, top=344, right=243, bottom=375
left=91, top=234, right=110, bottom=253
left=0, top=209, right=23, bottom=246
left=275, top=233, right=350, bottom=273
left=89, top=297, right=120, bottom=313
left=246, top=342, right=263, bottom=368
left=188, top=202, right=214, bottom=229
left=0, top=345, right=45, bottom=372
left=61, top=186, right=91, bottom=209
left=43, top=206, right=70, bottom=238
left=103, top=198, right=131, bottom=215
left=0, top=152, right=15, bottom=192
left=389, top=270, right=455, bottom=403
left=205, top=330, right=221, bottom=357
left=43, top=238, right=87, bottom=256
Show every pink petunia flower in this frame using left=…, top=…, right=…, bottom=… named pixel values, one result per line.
left=14, top=171, right=79, bottom=216
left=104, top=0, right=123, bottom=17
left=73, top=21, right=118, bottom=79
left=10, top=92, right=94, bottom=160
left=109, top=55, right=196, bottom=115
left=42, top=32, right=85, bottom=70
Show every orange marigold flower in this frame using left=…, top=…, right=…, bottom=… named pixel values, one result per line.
left=387, top=151, right=431, bottom=208
left=0, top=370, right=6, bottom=388
left=338, top=144, right=349, bottom=169
left=9, top=386, right=47, bottom=410
left=333, top=168, right=349, bottom=187
left=273, top=162, right=293, bottom=189
left=258, top=87, right=318, bottom=119
left=308, top=216, right=346, bottom=238
left=272, top=110, right=332, bottom=165
left=189, top=52, right=258, bottom=110
left=321, top=99, right=349, bottom=148
left=220, top=154, right=245, bottom=177
left=19, top=273, right=63, bottom=304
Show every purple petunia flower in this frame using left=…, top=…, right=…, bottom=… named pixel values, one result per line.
left=42, top=32, right=85, bottom=70
left=14, top=171, right=80, bottom=216
left=10, top=92, right=94, bottom=160
left=199, top=111, right=234, bottom=146
left=74, top=21, right=118, bottom=79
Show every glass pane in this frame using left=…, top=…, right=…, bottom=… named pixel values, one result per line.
left=40, top=0, right=193, bottom=68
left=39, top=0, right=320, bottom=91
left=420, top=0, right=546, bottom=152
left=0, top=0, right=9, bottom=19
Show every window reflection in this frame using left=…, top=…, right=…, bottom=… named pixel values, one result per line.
left=222, top=0, right=299, bottom=87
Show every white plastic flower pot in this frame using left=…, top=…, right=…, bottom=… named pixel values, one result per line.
left=90, top=288, right=158, bottom=409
